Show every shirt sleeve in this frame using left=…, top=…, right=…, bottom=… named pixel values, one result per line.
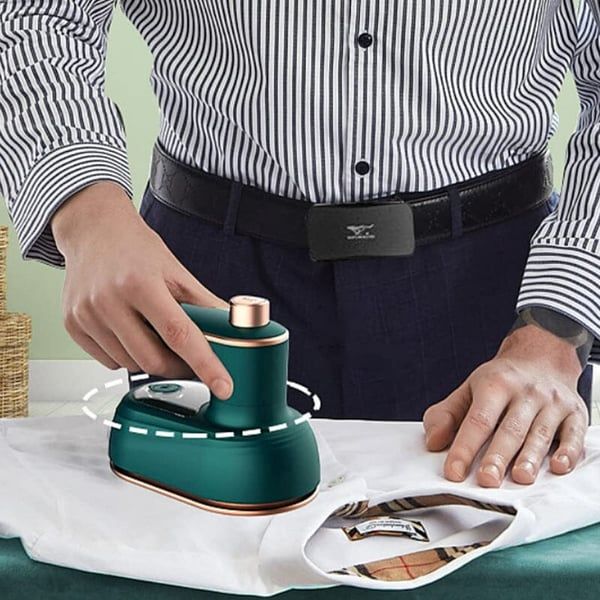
left=0, top=0, right=133, bottom=268
left=516, top=0, right=600, bottom=363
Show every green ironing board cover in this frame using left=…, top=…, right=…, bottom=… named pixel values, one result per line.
left=1, top=522, right=600, bottom=600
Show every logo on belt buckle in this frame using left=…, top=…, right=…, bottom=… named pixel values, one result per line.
left=307, top=200, right=415, bottom=261
left=346, top=224, right=375, bottom=240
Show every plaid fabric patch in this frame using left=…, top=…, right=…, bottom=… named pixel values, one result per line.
left=330, top=541, right=490, bottom=581
left=327, top=493, right=515, bottom=582
left=332, top=493, right=516, bottom=518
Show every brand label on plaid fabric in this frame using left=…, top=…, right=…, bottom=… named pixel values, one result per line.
left=343, top=516, right=429, bottom=542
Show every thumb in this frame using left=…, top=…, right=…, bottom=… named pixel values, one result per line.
left=422, top=381, right=471, bottom=451
left=166, top=264, right=229, bottom=310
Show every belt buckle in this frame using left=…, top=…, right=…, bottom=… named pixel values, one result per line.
left=306, top=200, right=415, bottom=261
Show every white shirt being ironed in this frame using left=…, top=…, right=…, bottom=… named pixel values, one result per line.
left=1, top=414, right=600, bottom=594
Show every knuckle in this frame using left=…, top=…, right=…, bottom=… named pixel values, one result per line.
left=549, top=387, right=562, bottom=406
left=518, top=394, right=537, bottom=409
left=500, top=415, right=526, bottom=439
left=465, top=409, right=495, bottom=434
left=480, top=371, right=511, bottom=394
left=89, top=288, right=111, bottom=312
left=532, top=422, right=554, bottom=445
left=63, top=310, right=78, bottom=332
left=138, top=354, right=167, bottom=376
left=114, top=271, right=144, bottom=295
left=564, top=421, right=586, bottom=441
left=523, top=381, right=544, bottom=399
left=564, top=423, right=579, bottom=437
left=162, top=318, right=191, bottom=349
left=486, top=371, right=508, bottom=387
left=478, top=358, right=515, bottom=378
left=71, top=299, right=92, bottom=323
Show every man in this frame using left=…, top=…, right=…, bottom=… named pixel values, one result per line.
left=1, top=1, right=598, bottom=489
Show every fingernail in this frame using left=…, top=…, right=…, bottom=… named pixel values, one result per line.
left=451, top=460, right=466, bottom=479
left=556, top=454, right=571, bottom=470
left=212, top=378, right=233, bottom=400
left=517, top=460, right=535, bottom=476
left=481, top=464, right=501, bottom=481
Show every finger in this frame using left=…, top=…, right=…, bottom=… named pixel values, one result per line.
left=443, top=377, right=511, bottom=482
left=64, top=320, right=120, bottom=370
left=109, top=306, right=196, bottom=379
left=76, top=318, right=140, bottom=371
left=166, top=263, right=229, bottom=309
left=134, top=284, right=233, bottom=399
left=510, top=407, right=565, bottom=484
left=75, top=308, right=141, bottom=372
left=549, top=409, right=587, bottom=475
left=423, top=382, right=471, bottom=452
left=477, top=396, right=540, bottom=487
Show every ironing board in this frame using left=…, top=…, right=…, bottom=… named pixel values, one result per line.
left=1, top=523, right=600, bottom=600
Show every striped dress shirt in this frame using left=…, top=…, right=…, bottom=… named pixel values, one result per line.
left=1, top=1, right=600, bottom=360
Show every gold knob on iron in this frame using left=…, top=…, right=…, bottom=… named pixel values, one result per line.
left=229, top=295, right=270, bottom=328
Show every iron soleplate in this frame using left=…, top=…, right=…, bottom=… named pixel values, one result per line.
left=110, top=462, right=318, bottom=516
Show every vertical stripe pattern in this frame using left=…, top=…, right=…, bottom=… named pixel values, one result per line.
left=1, top=0, right=600, bottom=358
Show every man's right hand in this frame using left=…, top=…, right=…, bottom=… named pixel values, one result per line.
left=51, top=181, right=234, bottom=400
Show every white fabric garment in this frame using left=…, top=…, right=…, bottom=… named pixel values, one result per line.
left=2, top=415, right=600, bottom=594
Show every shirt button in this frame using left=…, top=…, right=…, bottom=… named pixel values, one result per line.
left=355, top=160, right=370, bottom=175
left=357, top=32, right=373, bottom=48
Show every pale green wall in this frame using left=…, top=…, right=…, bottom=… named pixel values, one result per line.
left=0, top=9, right=582, bottom=360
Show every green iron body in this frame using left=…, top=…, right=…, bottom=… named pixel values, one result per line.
left=108, top=301, right=321, bottom=510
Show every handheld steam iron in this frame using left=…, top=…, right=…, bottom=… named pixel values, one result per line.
left=108, top=295, right=321, bottom=515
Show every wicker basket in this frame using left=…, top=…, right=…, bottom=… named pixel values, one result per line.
left=0, top=226, right=7, bottom=319
left=0, top=313, right=32, bottom=417
left=0, top=225, right=32, bottom=418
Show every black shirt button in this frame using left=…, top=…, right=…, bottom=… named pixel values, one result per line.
left=357, top=32, right=373, bottom=48
left=355, top=160, right=370, bottom=175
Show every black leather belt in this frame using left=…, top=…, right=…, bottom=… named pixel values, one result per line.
left=149, top=142, right=553, bottom=261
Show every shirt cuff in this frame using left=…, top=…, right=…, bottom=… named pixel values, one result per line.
left=516, top=243, right=600, bottom=364
left=10, top=142, right=133, bottom=268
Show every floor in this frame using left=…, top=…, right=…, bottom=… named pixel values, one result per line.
left=26, top=364, right=600, bottom=425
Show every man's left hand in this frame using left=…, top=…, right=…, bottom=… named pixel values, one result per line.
left=422, top=322, right=589, bottom=487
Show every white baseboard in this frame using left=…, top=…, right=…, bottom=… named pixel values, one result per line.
left=28, top=360, right=129, bottom=405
